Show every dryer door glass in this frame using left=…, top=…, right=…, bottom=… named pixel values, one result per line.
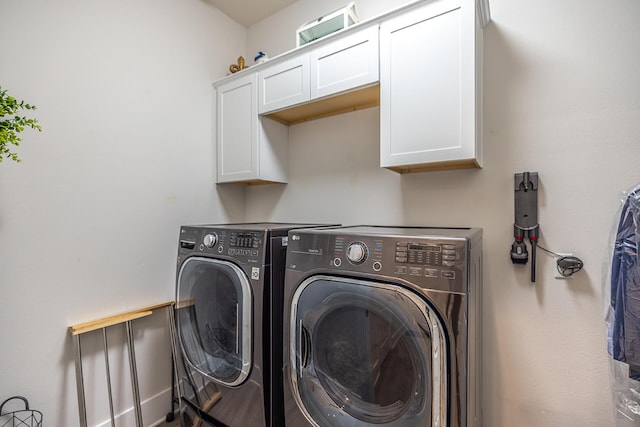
left=289, top=276, right=447, bottom=427
left=177, top=257, right=252, bottom=386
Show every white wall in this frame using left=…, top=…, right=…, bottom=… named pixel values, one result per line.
left=245, top=0, right=640, bottom=426
left=0, top=0, right=245, bottom=425
left=2, top=0, right=639, bottom=426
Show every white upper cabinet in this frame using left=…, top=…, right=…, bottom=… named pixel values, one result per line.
left=259, top=25, right=379, bottom=116
left=214, top=0, right=490, bottom=183
left=258, top=55, right=310, bottom=115
left=380, top=0, right=489, bottom=172
left=216, top=73, right=288, bottom=184
left=309, top=25, right=379, bottom=100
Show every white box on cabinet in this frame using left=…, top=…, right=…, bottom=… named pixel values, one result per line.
left=296, top=1, right=359, bottom=47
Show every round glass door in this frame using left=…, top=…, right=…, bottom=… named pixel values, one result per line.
left=177, top=257, right=252, bottom=386
left=289, top=276, right=447, bottom=427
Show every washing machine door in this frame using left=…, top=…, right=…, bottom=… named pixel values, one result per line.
left=177, top=257, right=252, bottom=387
left=289, top=275, right=447, bottom=427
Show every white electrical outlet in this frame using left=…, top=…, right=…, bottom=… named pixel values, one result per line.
left=554, top=253, right=573, bottom=279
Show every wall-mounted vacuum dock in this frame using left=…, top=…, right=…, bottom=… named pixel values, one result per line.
left=510, top=171, right=539, bottom=282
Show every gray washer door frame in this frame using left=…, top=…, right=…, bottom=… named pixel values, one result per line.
left=289, top=275, right=448, bottom=427
left=177, top=256, right=253, bottom=387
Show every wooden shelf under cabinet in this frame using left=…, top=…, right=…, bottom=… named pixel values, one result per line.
left=264, top=84, right=380, bottom=126
left=386, top=158, right=481, bottom=174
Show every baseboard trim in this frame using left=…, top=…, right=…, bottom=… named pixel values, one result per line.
left=96, top=386, right=175, bottom=427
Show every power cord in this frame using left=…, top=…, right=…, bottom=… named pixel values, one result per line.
left=538, top=245, right=584, bottom=277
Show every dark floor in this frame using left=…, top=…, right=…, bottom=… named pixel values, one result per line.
left=156, top=414, right=180, bottom=427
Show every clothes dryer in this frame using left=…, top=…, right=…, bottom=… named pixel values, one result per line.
left=283, top=226, right=482, bottom=427
left=175, top=223, right=334, bottom=427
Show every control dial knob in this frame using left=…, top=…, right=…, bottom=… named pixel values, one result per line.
left=346, top=242, right=368, bottom=264
left=203, top=233, right=218, bottom=248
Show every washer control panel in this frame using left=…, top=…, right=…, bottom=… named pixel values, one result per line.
left=328, top=234, right=467, bottom=290
left=179, top=227, right=265, bottom=265
left=287, top=227, right=477, bottom=293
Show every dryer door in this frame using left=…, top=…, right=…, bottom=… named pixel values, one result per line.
left=289, top=275, right=447, bottom=427
left=177, top=257, right=252, bottom=387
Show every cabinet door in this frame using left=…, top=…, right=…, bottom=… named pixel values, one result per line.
left=216, top=73, right=258, bottom=183
left=380, top=0, right=479, bottom=171
left=259, top=55, right=310, bottom=114
left=309, top=25, right=379, bottom=100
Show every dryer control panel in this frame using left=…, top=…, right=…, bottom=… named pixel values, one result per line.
left=178, top=226, right=265, bottom=265
left=287, top=228, right=472, bottom=293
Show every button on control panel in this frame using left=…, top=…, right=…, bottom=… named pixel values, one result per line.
left=394, top=241, right=459, bottom=280
left=346, top=242, right=367, bottom=264
left=395, top=242, right=459, bottom=265
left=228, top=248, right=260, bottom=257
left=229, top=232, right=262, bottom=249
left=203, top=233, right=218, bottom=248
left=227, top=231, right=263, bottom=261
left=332, top=237, right=383, bottom=272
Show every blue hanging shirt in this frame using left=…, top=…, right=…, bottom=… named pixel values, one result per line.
left=609, top=184, right=640, bottom=379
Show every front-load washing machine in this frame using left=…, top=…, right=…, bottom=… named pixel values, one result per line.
left=283, top=226, right=482, bottom=427
left=175, top=223, right=335, bottom=427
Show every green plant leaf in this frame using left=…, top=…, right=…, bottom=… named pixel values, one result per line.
left=0, top=86, right=41, bottom=163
